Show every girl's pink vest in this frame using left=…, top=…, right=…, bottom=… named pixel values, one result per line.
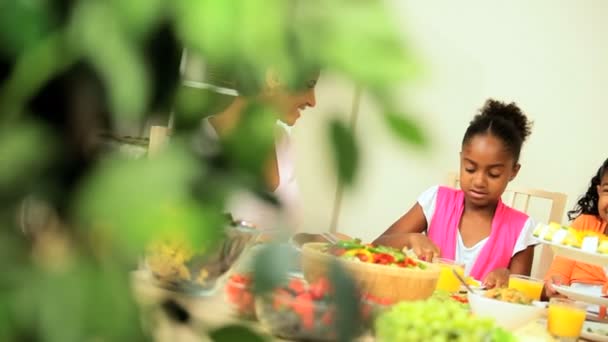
left=427, top=186, right=529, bottom=280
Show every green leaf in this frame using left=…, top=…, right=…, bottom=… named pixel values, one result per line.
left=383, top=111, right=427, bottom=147
left=31, top=258, right=145, bottom=342
left=173, top=0, right=239, bottom=62
left=221, top=103, right=278, bottom=181
left=328, top=260, right=362, bottom=342
left=295, top=0, right=419, bottom=87
left=0, top=32, right=76, bottom=117
left=329, top=119, right=359, bottom=187
left=0, top=0, right=52, bottom=57
left=173, top=85, right=236, bottom=130
left=74, top=144, right=223, bottom=252
left=109, top=0, right=166, bottom=39
left=69, top=1, right=149, bottom=121
left=0, top=120, right=55, bottom=192
left=209, top=324, right=268, bottom=342
left=238, top=0, right=290, bottom=85
left=252, top=243, right=292, bottom=295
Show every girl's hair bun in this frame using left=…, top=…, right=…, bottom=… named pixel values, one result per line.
left=480, top=99, right=532, bottom=142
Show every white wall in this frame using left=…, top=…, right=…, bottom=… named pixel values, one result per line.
left=294, top=0, right=608, bottom=242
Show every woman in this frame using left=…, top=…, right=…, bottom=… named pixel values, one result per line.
left=193, top=63, right=319, bottom=232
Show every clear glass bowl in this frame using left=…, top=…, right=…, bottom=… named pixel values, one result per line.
left=145, top=221, right=279, bottom=296
left=255, top=289, right=338, bottom=340
left=255, top=276, right=370, bottom=340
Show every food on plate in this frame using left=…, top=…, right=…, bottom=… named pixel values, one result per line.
left=484, top=288, right=533, bottom=305
left=563, top=232, right=583, bottom=249
left=324, top=239, right=426, bottom=269
left=599, top=240, right=608, bottom=254
left=375, top=299, right=515, bottom=342
left=431, top=290, right=469, bottom=308
left=542, top=222, right=565, bottom=242
left=534, top=222, right=608, bottom=254
left=586, top=326, right=608, bottom=336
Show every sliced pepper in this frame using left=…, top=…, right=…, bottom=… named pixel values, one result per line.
left=369, top=245, right=405, bottom=262
left=372, top=253, right=395, bottom=265
left=395, top=260, right=408, bottom=268
left=335, top=239, right=365, bottom=250
left=344, top=248, right=373, bottom=262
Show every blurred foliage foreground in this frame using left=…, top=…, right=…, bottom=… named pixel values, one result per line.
left=0, top=0, right=427, bottom=341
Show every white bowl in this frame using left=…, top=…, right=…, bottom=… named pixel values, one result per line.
left=468, top=291, right=545, bottom=330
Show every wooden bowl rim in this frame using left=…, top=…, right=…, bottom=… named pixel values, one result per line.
left=301, top=242, right=441, bottom=276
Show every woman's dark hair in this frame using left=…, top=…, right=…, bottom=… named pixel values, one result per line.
left=568, top=158, right=608, bottom=220
left=462, top=99, right=532, bottom=164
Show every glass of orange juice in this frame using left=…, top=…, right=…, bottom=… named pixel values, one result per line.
left=433, top=258, right=465, bottom=293
left=547, top=298, right=587, bottom=341
left=508, top=274, right=543, bottom=301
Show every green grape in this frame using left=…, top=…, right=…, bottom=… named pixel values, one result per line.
left=375, top=299, right=516, bottom=342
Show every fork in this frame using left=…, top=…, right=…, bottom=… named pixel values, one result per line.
left=320, top=232, right=339, bottom=244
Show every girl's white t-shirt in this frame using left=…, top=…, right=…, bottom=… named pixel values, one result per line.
left=201, top=119, right=301, bottom=231
left=417, top=185, right=537, bottom=277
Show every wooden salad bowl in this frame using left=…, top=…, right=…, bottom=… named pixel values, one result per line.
left=301, top=242, right=440, bottom=302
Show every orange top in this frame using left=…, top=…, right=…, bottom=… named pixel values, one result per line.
left=545, top=214, right=608, bottom=285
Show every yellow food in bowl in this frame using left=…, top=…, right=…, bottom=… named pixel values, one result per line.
left=484, top=288, right=533, bottom=305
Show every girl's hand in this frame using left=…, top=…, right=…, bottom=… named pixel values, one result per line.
left=483, top=268, right=510, bottom=289
left=406, top=233, right=440, bottom=262
left=544, top=275, right=567, bottom=298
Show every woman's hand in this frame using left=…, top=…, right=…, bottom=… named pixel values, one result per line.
left=483, top=268, right=510, bottom=289
left=406, top=233, right=440, bottom=262
left=544, top=274, right=567, bottom=298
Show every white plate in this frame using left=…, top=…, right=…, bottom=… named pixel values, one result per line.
left=540, top=241, right=608, bottom=266
left=582, top=321, right=608, bottom=342
left=553, top=285, right=608, bottom=306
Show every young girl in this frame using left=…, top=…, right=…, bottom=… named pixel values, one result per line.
left=374, top=99, right=537, bottom=288
left=544, top=158, right=608, bottom=298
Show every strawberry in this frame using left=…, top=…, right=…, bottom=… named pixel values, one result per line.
left=292, top=292, right=315, bottom=320
left=309, top=277, right=331, bottom=300
left=225, top=281, right=243, bottom=302
left=291, top=292, right=316, bottom=329
left=301, top=311, right=315, bottom=330
left=321, top=310, right=334, bottom=325
left=273, top=289, right=292, bottom=310
left=240, top=292, right=254, bottom=313
left=288, top=277, right=307, bottom=295
left=231, top=273, right=245, bottom=283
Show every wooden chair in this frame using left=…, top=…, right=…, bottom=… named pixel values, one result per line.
left=445, top=172, right=568, bottom=278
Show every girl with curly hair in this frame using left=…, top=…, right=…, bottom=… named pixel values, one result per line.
left=544, top=158, right=608, bottom=299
